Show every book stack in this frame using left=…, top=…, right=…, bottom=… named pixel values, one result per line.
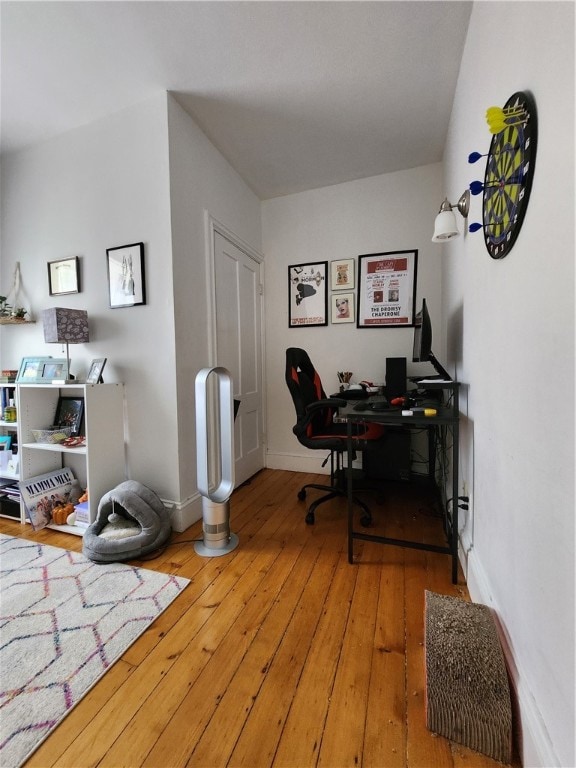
left=0, top=480, right=21, bottom=519
left=0, top=480, right=20, bottom=503
left=74, top=500, right=90, bottom=528
left=1, top=381, right=16, bottom=421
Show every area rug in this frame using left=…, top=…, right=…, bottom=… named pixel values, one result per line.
left=0, top=534, right=189, bottom=768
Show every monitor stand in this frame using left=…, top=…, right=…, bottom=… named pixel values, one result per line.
left=428, top=352, right=453, bottom=381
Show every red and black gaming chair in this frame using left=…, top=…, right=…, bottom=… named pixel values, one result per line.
left=285, top=347, right=386, bottom=525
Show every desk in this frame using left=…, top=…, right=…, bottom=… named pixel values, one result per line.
left=342, top=381, right=461, bottom=583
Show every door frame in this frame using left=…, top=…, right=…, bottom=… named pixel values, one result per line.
left=203, top=210, right=267, bottom=457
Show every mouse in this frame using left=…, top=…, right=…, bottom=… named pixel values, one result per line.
left=371, top=402, right=390, bottom=411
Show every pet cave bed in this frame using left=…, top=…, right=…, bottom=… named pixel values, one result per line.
left=424, top=590, right=512, bottom=764
left=82, top=480, right=171, bottom=563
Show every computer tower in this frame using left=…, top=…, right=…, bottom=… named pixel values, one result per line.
left=363, top=429, right=411, bottom=481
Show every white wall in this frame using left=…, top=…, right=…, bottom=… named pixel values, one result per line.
left=442, top=3, right=574, bottom=766
left=166, top=95, right=262, bottom=525
left=262, top=164, right=443, bottom=472
left=0, top=92, right=263, bottom=531
left=0, top=94, right=180, bottom=501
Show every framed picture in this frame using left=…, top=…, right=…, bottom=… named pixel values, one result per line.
left=106, top=242, right=146, bottom=308
left=16, top=357, right=69, bottom=383
left=48, top=256, right=80, bottom=296
left=86, top=358, right=107, bottom=384
left=40, top=360, right=69, bottom=382
left=288, top=262, right=328, bottom=328
left=0, top=436, right=12, bottom=451
left=330, top=258, right=355, bottom=291
left=357, top=250, right=418, bottom=328
left=331, top=292, right=355, bottom=324
left=54, top=396, right=84, bottom=435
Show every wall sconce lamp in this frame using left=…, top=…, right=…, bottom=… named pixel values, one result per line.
left=42, top=307, right=89, bottom=381
left=431, top=190, right=470, bottom=242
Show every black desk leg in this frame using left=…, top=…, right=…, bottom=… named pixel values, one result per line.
left=428, top=426, right=436, bottom=483
left=347, top=419, right=354, bottom=564
left=451, top=423, right=459, bottom=584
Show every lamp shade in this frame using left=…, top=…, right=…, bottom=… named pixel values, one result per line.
left=42, top=308, right=89, bottom=344
left=432, top=210, right=459, bottom=242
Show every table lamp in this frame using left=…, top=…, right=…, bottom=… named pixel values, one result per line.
left=42, top=307, right=89, bottom=381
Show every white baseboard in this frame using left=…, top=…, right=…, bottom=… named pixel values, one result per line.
left=265, top=450, right=331, bottom=475
left=167, top=455, right=330, bottom=533
left=161, top=493, right=203, bottom=532
left=466, top=550, right=560, bottom=768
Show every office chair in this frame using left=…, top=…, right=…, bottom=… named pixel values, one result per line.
left=285, top=347, right=386, bottom=525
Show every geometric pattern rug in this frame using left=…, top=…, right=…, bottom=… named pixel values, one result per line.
left=0, top=534, right=189, bottom=768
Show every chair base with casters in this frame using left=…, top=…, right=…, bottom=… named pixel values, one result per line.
left=296, top=449, right=372, bottom=526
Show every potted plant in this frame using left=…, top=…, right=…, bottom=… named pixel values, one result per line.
left=0, top=296, right=11, bottom=317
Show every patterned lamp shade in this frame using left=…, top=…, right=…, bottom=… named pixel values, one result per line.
left=42, top=308, right=89, bottom=344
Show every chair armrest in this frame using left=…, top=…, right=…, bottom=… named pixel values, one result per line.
left=304, top=397, right=346, bottom=414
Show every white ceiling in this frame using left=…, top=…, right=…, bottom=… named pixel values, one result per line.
left=0, top=1, right=472, bottom=199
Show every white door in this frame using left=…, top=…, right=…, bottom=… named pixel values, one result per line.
left=214, top=231, right=264, bottom=485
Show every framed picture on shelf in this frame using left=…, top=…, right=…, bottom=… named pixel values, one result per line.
left=16, top=357, right=68, bottom=383
left=330, top=258, right=355, bottom=291
left=47, top=256, right=80, bottom=296
left=288, top=262, right=328, bottom=328
left=6, top=454, right=19, bottom=475
left=41, top=361, right=69, bottom=382
left=106, top=242, right=146, bottom=308
left=331, top=292, right=355, bottom=324
left=54, top=396, right=84, bottom=435
left=86, top=358, right=107, bottom=384
left=357, top=250, right=418, bottom=328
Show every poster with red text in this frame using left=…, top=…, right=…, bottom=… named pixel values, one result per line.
left=357, top=250, right=417, bottom=327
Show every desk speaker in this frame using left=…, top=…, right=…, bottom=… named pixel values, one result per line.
left=385, top=357, right=407, bottom=400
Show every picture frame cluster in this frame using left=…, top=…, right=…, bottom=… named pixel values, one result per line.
left=46, top=243, right=146, bottom=308
left=288, top=251, right=418, bottom=328
left=41, top=241, right=146, bottom=386
left=329, top=259, right=355, bottom=324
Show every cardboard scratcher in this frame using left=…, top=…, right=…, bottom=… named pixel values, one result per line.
left=424, top=591, right=512, bottom=764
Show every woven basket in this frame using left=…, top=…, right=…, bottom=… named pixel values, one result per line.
left=31, top=427, right=73, bottom=444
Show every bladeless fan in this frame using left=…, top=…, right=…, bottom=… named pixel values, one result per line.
left=194, top=366, right=239, bottom=556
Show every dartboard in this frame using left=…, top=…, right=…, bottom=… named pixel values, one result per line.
left=483, top=91, right=537, bottom=259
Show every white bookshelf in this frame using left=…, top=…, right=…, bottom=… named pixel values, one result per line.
left=13, top=383, right=126, bottom=534
left=0, top=383, right=20, bottom=519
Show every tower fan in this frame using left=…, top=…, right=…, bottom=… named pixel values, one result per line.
left=194, top=367, right=239, bottom=556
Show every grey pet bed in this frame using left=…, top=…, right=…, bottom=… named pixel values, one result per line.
left=82, top=480, right=172, bottom=563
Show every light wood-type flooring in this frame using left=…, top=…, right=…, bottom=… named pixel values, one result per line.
left=1, top=469, right=519, bottom=767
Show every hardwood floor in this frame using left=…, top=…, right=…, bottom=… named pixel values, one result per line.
left=1, top=469, right=515, bottom=768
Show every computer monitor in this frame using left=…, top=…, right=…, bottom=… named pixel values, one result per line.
left=412, top=298, right=452, bottom=380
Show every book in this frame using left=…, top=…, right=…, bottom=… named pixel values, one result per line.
left=74, top=500, right=90, bottom=527
left=19, top=467, right=75, bottom=530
